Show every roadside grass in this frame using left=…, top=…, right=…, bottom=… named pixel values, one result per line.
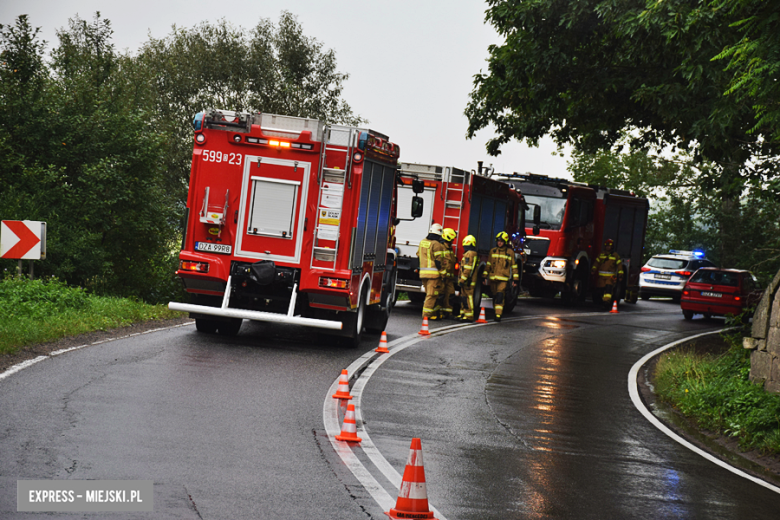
left=653, top=317, right=780, bottom=455
left=0, top=276, right=183, bottom=356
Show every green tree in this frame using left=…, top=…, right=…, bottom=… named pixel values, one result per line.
left=133, top=12, right=364, bottom=199
left=466, top=0, right=779, bottom=267
left=712, top=0, right=780, bottom=144
left=0, top=14, right=182, bottom=302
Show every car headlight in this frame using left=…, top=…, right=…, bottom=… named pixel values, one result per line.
left=551, top=260, right=567, bottom=269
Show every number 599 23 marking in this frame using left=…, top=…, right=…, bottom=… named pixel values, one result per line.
left=202, top=150, right=242, bottom=165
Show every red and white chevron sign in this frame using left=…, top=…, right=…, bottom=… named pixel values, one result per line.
left=0, top=220, right=47, bottom=260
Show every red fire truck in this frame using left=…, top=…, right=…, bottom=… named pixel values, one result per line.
left=168, top=110, right=421, bottom=345
left=498, top=173, right=649, bottom=305
left=394, top=162, right=526, bottom=314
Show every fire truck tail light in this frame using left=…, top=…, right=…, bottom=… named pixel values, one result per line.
left=195, top=133, right=206, bottom=144
left=353, top=151, right=363, bottom=162
left=269, top=140, right=291, bottom=148
left=180, top=261, right=209, bottom=273
left=319, top=277, right=348, bottom=289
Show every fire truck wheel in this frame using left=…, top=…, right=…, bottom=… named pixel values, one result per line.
left=217, top=318, right=243, bottom=336
left=341, top=287, right=367, bottom=348
left=366, top=276, right=394, bottom=334
left=195, top=319, right=218, bottom=334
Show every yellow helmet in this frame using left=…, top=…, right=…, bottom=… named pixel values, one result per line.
left=442, top=228, right=457, bottom=241
left=462, top=235, right=476, bottom=247
left=496, top=231, right=509, bottom=242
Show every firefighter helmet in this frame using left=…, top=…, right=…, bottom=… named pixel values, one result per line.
left=496, top=231, right=509, bottom=242
left=462, top=235, right=476, bottom=247
left=442, top=228, right=457, bottom=241
left=429, top=223, right=443, bottom=235
left=604, top=239, right=614, bottom=249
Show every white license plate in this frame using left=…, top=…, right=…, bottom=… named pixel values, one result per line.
left=195, top=242, right=232, bottom=254
left=654, top=274, right=671, bottom=280
left=701, top=291, right=722, bottom=298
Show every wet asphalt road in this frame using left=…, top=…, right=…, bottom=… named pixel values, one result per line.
left=1, top=298, right=779, bottom=518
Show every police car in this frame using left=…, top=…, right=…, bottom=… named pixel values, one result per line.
left=638, top=250, right=716, bottom=302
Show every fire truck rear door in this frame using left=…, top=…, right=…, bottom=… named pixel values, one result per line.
left=235, top=155, right=311, bottom=264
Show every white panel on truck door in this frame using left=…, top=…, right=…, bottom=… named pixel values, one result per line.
left=246, top=177, right=299, bottom=238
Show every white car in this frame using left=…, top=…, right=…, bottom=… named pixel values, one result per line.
left=638, top=250, right=716, bottom=302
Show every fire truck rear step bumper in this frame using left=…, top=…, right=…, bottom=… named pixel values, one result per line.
left=168, top=302, right=344, bottom=330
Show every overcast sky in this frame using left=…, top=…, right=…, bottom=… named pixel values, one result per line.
left=1, top=0, right=572, bottom=179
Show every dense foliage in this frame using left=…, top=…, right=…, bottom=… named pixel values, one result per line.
left=0, top=12, right=360, bottom=302
left=0, top=275, right=180, bottom=354
left=467, top=0, right=779, bottom=269
left=654, top=325, right=780, bottom=455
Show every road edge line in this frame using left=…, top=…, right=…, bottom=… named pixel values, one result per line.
left=628, top=329, right=780, bottom=495
left=0, top=322, right=195, bottom=383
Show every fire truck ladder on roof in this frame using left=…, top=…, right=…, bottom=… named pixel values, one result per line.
left=442, top=167, right=470, bottom=256
left=311, top=125, right=357, bottom=271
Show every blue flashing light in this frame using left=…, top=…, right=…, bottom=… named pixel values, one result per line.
left=358, top=131, right=368, bottom=150
left=693, top=249, right=705, bottom=258
left=193, top=112, right=204, bottom=131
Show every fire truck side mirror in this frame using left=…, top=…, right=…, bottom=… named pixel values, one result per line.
left=412, top=179, right=425, bottom=194
left=411, top=196, right=424, bottom=218
left=533, top=205, right=541, bottom=226
left=533, top=225, right=541, bottom=236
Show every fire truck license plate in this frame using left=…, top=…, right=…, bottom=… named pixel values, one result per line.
left=701, top=291, right=722, bottom=298
left=195, top=242, right=232, bottom=254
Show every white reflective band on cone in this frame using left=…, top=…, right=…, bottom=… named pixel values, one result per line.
left=399, top=482, right=428, bottom=500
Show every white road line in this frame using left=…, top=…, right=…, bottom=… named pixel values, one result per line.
left=325, top=310, right=625, bottom=518
left=628, top=330, right=780, bottom=495
left=0, top=322, right=195, bottom=382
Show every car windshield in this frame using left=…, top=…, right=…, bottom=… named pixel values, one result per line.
left=690, top=270, right=739, bottom=286
left=524, top=195, right=567, bottom=230
left=647, top=257, right=687, bottom=269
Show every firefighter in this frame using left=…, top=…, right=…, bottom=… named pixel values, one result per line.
left=440, top=228, right=458, bottom=319
left=483, top=231, right=519, bottom=322
left=417, top=223, right=447, bottom=320
left=591, top=239, right=624, bottom=306
left=459, top=235, right=479, bottom=322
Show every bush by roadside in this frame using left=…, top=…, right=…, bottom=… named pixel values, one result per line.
left=0, top=275, right=184, bottom=357
left=653, top=320, right=780, bottom=456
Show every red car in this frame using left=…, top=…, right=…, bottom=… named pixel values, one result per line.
left=681, top=268, right=763, bottom=320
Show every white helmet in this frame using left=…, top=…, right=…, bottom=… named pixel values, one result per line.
left=429, top=223, right=443, bottom=235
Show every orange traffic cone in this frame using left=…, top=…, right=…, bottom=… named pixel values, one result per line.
left=375, top=331, right=390, bottom=353
left=332, top=369, right=353, bottom=400
left=610, top=300, right=619, bottom=314
left=386, top=438, right=438, bottom=520
left=335, top=403, right=362, bottom=442
left=476, top=307, right=488, bottom=324
left=418, top=317, right=431, bottom=336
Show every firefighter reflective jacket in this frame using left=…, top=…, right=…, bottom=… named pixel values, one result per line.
left=485, top=245, right=519, bottom=282
left=459, top=247, right=478, bottom=287
left=441, top=243, right=456, bottom=279
left=592, top=252, right=624, bottom=280
left=417, top=234, right=447, bottom=279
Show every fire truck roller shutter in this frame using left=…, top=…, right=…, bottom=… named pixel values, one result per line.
left=362, top=161, right=381, bottom=260
left=373, top=164, right=396, bottom=268
left=351, top=161, right=373, bottom=269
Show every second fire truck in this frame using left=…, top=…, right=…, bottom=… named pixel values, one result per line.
left=497, top=173, right=649, bottom=305
left=394, top=162, right=527, bottom=314
left=168, top=110, right=422, bottom=346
